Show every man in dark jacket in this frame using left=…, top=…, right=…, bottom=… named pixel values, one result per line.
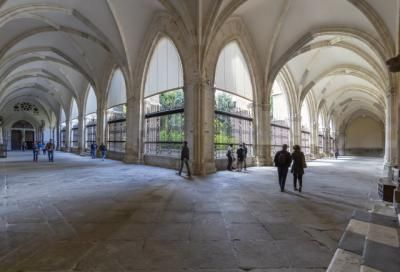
left=178, top=141, right=191, bottom=177
left=274, top=144, right=292, bottom=192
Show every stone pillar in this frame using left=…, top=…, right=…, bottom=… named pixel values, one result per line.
left=56, top=124, right=60, bottom=150
left=65, top=118, right=70, bottom=151
left=184, top=77, right=216, bottom=175
left=337, top=129, right=345, bottom=155
left=255, top=101, right=272, bottom=166
left=324, top=128, right=331, bottom=155
left=78, top=114, right=85, bottom=155
left=291, top=113, right=301, bottom=148
left=311, top=122, right=318, bottom=159
left=96, top=106, right=106, bottom=147
left=124, top=95, right=142, bottom=163
left=384, top=91, right=396, bottom=178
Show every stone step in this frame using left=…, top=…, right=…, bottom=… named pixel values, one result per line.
left=327, top=209, right=400, bottom=272
left=361, top=212, right=400, bottom=272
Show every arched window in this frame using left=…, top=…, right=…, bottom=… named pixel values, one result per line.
left=270, top=77, right=290, bottom=156
left=214, top=41, right=253, bottom=158
left=144, top=37, right=184, bottom=157
left=70, top=98, right=79, bottom=149
left=106, top=69, right=127, bottom=153
left=318, top=113, right=324, bottom=154
left=60, top=108, right=66, bottom=148
left=85, top=86, right=97, bottom=150
left=301, top=102, right=311, bottom=155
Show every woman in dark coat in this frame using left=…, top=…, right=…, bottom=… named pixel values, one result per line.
left=291, top=145, right=307, bottom=192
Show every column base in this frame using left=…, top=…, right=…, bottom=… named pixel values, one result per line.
left=123, top=153, right=143, bottom=164
left=192, top=161, right=216, bottom=176
left=383, top=163, right=394, bottom=179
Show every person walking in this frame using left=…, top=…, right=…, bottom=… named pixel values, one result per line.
left=242, top=142, right=248, bottom=171
left=226, top=144, right=234, bottom=171
left=178, top=141, right=191, bottom=177
left=236, top=144, right=244, bottom=172
left=90, top=142, right=98, bottom=159
left=335, top=149, right=339, bottom=159
left=99, top=143, right=107, bottom=161
left=32, top=141, right=39, bottom=162
left=274, top=144, right=292, bottom=192
left=42, top=142, right=46, bottom=155
left=45, top=140, right=54, bottom=162
left=291, top=145, right=307, bottom=192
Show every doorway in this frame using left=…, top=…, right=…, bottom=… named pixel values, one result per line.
left=11, top=130, right=22, bottom=150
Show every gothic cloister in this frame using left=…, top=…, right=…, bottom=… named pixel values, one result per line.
left=0, top=1, right=399, bottom=271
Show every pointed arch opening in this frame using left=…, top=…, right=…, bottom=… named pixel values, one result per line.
left=85, top=85, right=97, bottom=150
left=301, top=101, right=311, bottom=155
left=143, top=37, right=184, bottom=157
left=106, top=68, right=127, bottom=153
left=214, top=41, right=254, bottom=159
left=270, top=75, right=291, bottom=156
left=70, top=98, right=79, bottom=149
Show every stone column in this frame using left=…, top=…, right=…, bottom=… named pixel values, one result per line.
left=311, top=122, right=318, bottom=159
left=291, top=113, right=301, bottom=148
left=65, top=118, right=70, bottom=152
left=337, top=129, right=345, bottom=155
left=96, top=106, right=106, bottom=148
left=124, top=95, right=142, bottom=163
left=384, top=91, right=396, bottom=178
left=184, top=77, right=216, bottom=175
left=56, top=124, right=60, bottom=150
left=78, top=114, right=85, bottom=155
left=255, top=101, right=272, bottom=166
left=324, top=128, right=330, bottom=155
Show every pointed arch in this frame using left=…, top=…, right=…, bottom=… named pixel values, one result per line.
left=214, top=40, right=255, bottom=160
left=270, top=72, right=292, bottom=156
left=70, top=97, right=79, bottom=149
left=105, top=67, right=127, bottom=153
left=143, top=35, right=185, bottom=157
left=84, top=85, right=97, bottom=150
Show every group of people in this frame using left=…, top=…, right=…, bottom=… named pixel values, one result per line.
left=226, top=143, right=248, bottom=172
left=274, top=144, right=307, bottom=192
left=32, top=140, right=54, bottom=162
left=89, top=142, right=107, bottom=161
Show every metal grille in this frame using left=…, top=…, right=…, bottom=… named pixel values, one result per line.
left=107, top=104, right=126, bottom=153
left=301, top=130, right=311, bottom=155
left=271, top=121, right=290, bottom=157
left=85, top=125, right=96, bottom=149
left=107, top=120, right=126, bottom=152
left=71, top=125, right=79, bottom=148
left=144, top=89, right=184, bottom=157
left=214, top=90, right=253, bottom=159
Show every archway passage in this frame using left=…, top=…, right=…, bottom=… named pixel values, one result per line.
left=11, top=120, right=34, bottom=150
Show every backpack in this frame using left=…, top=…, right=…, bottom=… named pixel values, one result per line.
left=277, top=152, right=288, bottom=166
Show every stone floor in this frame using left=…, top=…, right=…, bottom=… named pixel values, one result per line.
left=0, top=151, right=383, bottom=272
